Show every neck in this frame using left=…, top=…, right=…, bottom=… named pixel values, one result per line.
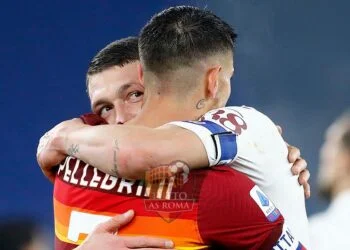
left=129, top=92, right=210, bottom=128
left=332, top=178, right=350, bottom=199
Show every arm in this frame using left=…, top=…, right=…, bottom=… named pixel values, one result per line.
left=69, top=123, right=209, bottom=179
left=38, top=120, right=208, bottom=180
left=38, top=112, right=309, bottom=196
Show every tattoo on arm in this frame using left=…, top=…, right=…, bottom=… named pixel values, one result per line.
left=196, top=99, right=205, bottom=109
left=37, top=132, right=51, bottom=156
left=114, top=139, right=119, bottom=150
left=112, top=139, right=119, bottom=176
left=68, top=144, right=79, bottom=156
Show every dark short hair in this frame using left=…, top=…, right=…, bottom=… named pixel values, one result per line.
left=139, top=6, right=237, bottom=74
left=86, top=37, right=139, bottom=87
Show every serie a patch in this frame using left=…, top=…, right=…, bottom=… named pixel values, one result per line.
left=249, top=185, right=281, bottom=222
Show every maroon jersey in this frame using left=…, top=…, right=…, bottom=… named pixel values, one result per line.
left=54, top=114, right=284, bottom=249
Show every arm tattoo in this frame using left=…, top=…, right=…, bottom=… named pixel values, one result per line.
left=67, top=144, right=79, bottom=156
left=37, top=132, right=51, bottom=155
left=196, top=99, right=205, bottom=109
left=112, top=139, right=119, bottom=176
left=114, top=139, right=119, bottom=150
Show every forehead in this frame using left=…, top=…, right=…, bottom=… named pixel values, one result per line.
left=88, top=62, right=140, bottom=101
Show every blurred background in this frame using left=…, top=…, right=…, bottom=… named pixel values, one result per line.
left=1, top=0, right=349, bottom=247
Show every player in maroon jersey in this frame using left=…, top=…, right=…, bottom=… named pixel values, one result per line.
left=38, top=6, right=308, bottom=250
left=53, top=112, right=284, bottom=249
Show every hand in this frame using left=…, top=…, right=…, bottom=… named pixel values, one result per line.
left=145, top=161, right=190, bottom=188
left=76, top=210, right=174, bottom=250
left=36, top=118, right=85, bottom=183
left=277, top=125, right=311, bottom=199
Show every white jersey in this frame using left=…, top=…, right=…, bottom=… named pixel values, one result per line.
left=170, top=106, right=310, bottom=248
left=309, top=191, right=350, bottom=250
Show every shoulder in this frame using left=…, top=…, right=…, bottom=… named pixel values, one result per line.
left=196, top=166, right=263, bottom=213
left=194, top=166, right=283, bottom=248
left=199, top=165, right=254, bottom=188
left=201, top=106, right=278, bottom=135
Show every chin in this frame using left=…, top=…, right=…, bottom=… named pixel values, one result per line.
left=318, top=180, right=333, bottom=202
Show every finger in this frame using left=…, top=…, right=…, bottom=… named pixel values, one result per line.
left=145, top=165, right=172, bottom=184
left=291, top=158, right=307, bottom=175
left=298, top=170, right=311, bottom=199
left=298, top=169, right=310, bottom=186
left=287, top=145, right=300, bottom=163
left=304, top=183, right=311, bottom=199
left=95, top=210, right=134, bottom=233
left=145, top=162, right=188, bottom=187
left=276, top=125, right=282, bottom=135
left=123, top=236, right=174, bottom=249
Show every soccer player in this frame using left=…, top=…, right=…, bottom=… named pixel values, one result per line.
left=309, top=110, right=350, bottom=250
left=38, top=6, right=309, bottom=249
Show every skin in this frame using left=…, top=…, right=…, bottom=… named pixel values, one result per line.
left=89, top=63, right=144, bottom=125
left=37, top=57, right=310, bottom=196
left=75, top=210, right=174, bottom=250
left=36, top=54, right=310, bottom=250
left=318, top=119, right=350, bottom=200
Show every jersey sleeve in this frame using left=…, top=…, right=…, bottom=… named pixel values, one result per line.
left=169, top=119, right=238, bottom=166
left=169, top=106, right=289, bottom=186
left=170, top=106, right=310, bottom=247
left=169, top=106, right=255, bottom=166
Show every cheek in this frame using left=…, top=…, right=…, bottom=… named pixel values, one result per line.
left=105, top=112, right=116, bottom=124
left=319, top=150, right=334, bottom=178
left=105, top=117, right=115, bottom=125
left=127, top=102, right=143, bottom=118
left=319, top=148, right=344, bottom=183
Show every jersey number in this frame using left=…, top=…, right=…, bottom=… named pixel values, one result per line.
left=67, top=210, right=112, bottom=242
left=211, top=109, right=247, bottom=135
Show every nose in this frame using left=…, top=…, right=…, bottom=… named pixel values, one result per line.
left=114, top=103, right=127, bottom=125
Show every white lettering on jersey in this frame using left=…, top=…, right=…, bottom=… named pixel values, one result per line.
left=273, top=225, right=305, bottom=250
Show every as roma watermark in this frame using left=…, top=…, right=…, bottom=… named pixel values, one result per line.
left=143, top=161, right=195, bottom=223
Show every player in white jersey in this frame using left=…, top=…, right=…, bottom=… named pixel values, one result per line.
left=309, top=110, right=350, bottom=250
left=37, top=6, right=310, bottom=249
left=38, top=105, right=310, bottom=248
left=170, top=106, right=310, bottom=247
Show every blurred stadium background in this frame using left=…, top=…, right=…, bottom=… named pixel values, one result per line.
left=1, top=0, right=349, bottom=247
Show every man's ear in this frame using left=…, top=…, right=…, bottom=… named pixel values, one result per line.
left=137, top=62, right=144, bottom=86
left=206, top=65, right=221, bottom=99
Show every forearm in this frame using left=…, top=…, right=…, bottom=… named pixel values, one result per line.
left=62, top=124, right=151, bottom=179
left=61, top=124, right=208, bottom=179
